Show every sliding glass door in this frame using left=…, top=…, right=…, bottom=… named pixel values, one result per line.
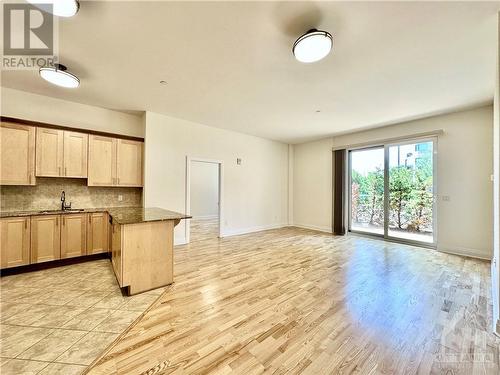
left=348, top=138, right=436, bottom=246
left=349, top=147, right=385, bottom=235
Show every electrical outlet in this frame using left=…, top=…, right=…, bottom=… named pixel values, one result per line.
left=118, top=195, right=123, bottom=202
left=442, top=195, right=450, bottom=202
left=236, top=158, right=242, bottom=165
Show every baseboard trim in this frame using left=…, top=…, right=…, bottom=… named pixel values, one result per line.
left=221, top=223, right=288, bottom=238
left=437, top=245, right=492, bottom=261
left=292, top=223, right=333, bottom=234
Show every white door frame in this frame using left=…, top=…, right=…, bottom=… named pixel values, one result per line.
left=185, top=156, right=224, bottom=243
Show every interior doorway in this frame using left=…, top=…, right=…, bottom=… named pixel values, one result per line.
left=185, top=157, right=223, bottom=243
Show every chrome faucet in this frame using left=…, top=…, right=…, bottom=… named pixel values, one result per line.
left=61, top=191, right=71, bottom=211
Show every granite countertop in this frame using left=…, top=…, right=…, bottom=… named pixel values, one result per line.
left=107, top=207, right=191, bottom=225
left=0, top=206, right=191, bottom=224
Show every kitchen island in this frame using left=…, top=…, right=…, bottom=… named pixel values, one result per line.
left=108, top=207, right=190, bottom=295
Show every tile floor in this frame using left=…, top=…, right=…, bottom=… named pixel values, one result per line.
left=0, top=259, right=165, bottom=374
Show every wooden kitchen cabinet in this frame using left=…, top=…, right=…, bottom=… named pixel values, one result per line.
left=88, top=135, right=143, bottom=187
left=63, top=131, right=88, bottom=178
left=87, top=212, right=109, bottom=255
left=88, top=135, right=116, bottom=186
left=61, top=213, right=87, bottom=259
left=31, top=215, right=60, bottom=263
left=116, top=139, right=143, bottom=187
left=0, top=217, right=30, bottom=269
left=0, top=122, right=36, bottom=185
left=111, top=222, right=123, bottom=286
left=36, top=128, right=88, bottom=178
left=36, top=128, right=64, bottom=177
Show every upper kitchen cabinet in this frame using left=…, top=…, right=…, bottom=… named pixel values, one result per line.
left=36, top=128, right=88, bottom=178
left=116, top=139, right=143, bottom=187
left=88, top=135, right=116, bottom=186
left=0, top=122, right=36, bottom=185
left=88, top=135, right=143, bottom=187
left=64, top=131, right=88, bottom=178
left=36, top=128, right=63, bottom=177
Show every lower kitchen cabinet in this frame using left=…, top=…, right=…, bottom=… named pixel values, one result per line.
left=87, top=212, right=109, bottom=255
left=31, top=215, right=61, bottom=263
left=61, top=213, right=87, bottom=259
left=0, top=217, right=30, bottom=269
left=111, top=222, right=123, bottom=286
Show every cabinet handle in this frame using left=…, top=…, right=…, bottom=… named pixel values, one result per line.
left=56, top=217, right=59, bottom=226
left=65, top=167, right=67, bottom=176
left=58, top=167, right=61, bottom=176
left=117, top=177, right=120, bottom=185
left=63, top=217, right=65, bottom=226
left=24, top=219, right=27, bottom=229
left=88, top=215, right=91, bottom=223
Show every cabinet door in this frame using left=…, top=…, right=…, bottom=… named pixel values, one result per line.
left=87, top=212, right=109, bottom=255
left=61, top=214, right=87, bottom=259
left=0, top=217, right=30, bottom=269
left=63, top=131, right=88, bottom=178
left=88, top=135, right=116, bottom=186
left=0, top=122, right=36, bottom=185
left=31, top=215, right=60, bottom=263
left=116, top=139, right=143, bottom=187
left=111, top=223, right=123, bottom=286
left=36, top=128, right=64, bottom=177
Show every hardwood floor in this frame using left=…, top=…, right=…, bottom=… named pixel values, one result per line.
left=190, top=217, right=219, bottom=242
left=86, top=227, right=499, bottom=374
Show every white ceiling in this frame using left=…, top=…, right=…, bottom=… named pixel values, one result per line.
left=2, top=1, right=499, bottom=143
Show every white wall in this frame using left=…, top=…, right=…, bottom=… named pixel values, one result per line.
left=1, top=88, right=144, bottom=137
left=492, top=12, right=500, bottom=334
left=293, top=137, right=334, bottom=233
left=294, top=105, right=494, bottom=259
left=144, top=111, right=289, bottom=244
left=190, top=161, right=219, bottom=218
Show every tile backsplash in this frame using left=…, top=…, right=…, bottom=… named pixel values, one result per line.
left=1, top=178, right=142, bottom=212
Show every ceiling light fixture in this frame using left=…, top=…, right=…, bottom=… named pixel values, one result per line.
left=39, top=64, right=80, bottom=88
left=293, top=29, right=333, bottom=63
left=27, top=0, right=80, bottom=17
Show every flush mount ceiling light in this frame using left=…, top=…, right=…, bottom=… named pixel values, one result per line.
left=27, top=0, right=80, bottom=17
left=293, top=29, right=333, bottom=63
left=39, top=64, right=80, bottom=88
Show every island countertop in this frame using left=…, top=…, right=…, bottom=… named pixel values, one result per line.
left=107, top=207, right=191, bottom=225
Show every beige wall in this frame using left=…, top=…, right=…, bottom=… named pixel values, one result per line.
left=190, top=161, right=219, bottom=218
left=1, top=88, right=144, bottom=137
left=144, top=111, right=289, bottom=245
left=294, top=105, right=494, bottom=259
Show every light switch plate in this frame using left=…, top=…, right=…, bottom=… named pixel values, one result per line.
left=118, top=195, right=123, bottom=202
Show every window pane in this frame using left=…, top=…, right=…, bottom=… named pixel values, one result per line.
left=388, top=141, right=434, bottom=243
left=350, top=148, right=384, bottom=235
